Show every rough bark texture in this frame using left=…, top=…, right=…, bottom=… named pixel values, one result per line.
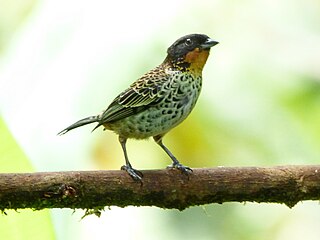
left=1, top=165, right=320, bottom=211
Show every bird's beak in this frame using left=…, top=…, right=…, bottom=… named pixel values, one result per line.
left=201, top=38, right=219, bottom=49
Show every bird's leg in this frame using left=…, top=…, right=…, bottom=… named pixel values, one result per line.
left=119, top=136, right=143, bottom=182
left=153, top=135, right=193, bottom=175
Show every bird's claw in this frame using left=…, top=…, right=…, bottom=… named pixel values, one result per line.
left=121, top=165, right=143, bottom=182
left=167, top=163, right=193, bottom=176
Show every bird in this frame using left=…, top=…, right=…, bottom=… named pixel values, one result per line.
left=58, top=33, right=218, bottom=182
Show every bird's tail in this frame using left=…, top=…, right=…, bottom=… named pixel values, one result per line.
left=58, top=116, right=100, bottom=135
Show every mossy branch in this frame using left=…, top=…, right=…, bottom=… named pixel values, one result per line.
left=1, top=165, right=320, bottom=211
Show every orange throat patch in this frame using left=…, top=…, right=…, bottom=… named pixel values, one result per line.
left=184, top=48, right=210, bottom=73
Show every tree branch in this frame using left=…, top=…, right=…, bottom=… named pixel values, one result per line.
left=1, top=165, right=320, bottom=211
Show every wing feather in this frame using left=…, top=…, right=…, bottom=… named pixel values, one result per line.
left=99, top=66, right=171, bottom=123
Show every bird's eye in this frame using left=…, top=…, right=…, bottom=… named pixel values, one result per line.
left=185, top=38, right=192, bottom=46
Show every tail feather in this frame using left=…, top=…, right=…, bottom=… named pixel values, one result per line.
left=58, top=116, right=100, bottom=135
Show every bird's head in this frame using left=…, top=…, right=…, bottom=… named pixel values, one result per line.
left=165, top=34, right=218, bottom=73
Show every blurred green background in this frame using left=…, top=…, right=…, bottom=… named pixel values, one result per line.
left=1, top=0, right=320, bottom=239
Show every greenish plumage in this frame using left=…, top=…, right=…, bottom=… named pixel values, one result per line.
left=58, top=34, right=218, bottom=181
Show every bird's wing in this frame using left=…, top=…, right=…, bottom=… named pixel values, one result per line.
left=99, top=66, right=171, bottom=123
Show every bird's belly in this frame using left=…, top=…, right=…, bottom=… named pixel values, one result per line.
left=105, top=93, right=199, bottom=139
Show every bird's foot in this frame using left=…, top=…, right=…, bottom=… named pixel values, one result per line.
left=121, top=165, right=143, bottom=182
left=167, top=162, right=193, bottom=176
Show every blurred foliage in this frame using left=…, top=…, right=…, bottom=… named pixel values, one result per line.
left=282, top=77, right=320, bottom=145
left=0, top=0, right=38, bottom=52
left=0, top=117, right=33, bottom=172
left=0, top=118, right=55, bottom=240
